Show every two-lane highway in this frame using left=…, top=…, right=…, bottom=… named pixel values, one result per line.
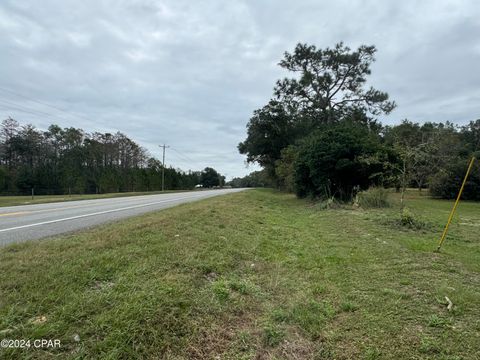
left=0, top=188, right=246, bottom=246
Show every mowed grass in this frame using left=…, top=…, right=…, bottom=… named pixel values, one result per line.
left=0, top=190, right=189, bottom=207
left=0, top=189, right=479, bottom=359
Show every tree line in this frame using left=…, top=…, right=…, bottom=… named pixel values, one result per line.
left=0, top=117, right=224, bottom=195
left=229, top=170, right=271, bottom=188
left=238, top=42, right=480, bottom=200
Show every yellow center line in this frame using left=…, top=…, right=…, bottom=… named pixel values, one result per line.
left=0, top=211, right=30, bottom=217
left=0, top=205, right=92, bottom=217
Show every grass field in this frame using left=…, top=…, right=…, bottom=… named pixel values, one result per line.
left=0, top=190, right=189, bottom=207
left=0, top=189, right=479, bottom=359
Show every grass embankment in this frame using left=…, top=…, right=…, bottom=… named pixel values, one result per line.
left=0, top=189, right=479, bottom=359
left=0, top=190, right=189, bottom=207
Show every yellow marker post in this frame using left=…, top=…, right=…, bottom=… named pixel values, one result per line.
left=436, top=156, right=476, bottom=252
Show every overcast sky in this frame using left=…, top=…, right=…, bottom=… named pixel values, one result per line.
left=1, top=0, right=479, bottom=178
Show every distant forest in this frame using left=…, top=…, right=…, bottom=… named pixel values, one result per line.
left=0, top=118, right=223, bottom=195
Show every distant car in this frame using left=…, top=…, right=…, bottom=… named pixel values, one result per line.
left=194, top=184, right=203, bottom=188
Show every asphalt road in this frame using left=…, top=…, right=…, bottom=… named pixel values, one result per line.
left=0, top=188, right=246, bottom=246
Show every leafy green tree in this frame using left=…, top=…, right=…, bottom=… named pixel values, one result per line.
left=275, top=42, right=395, bottom=120
left=275, top=146, right=298, bottom=192
left=0, top=166, right=7, bottom=193
left=239, top=42, right=395, bottom=182
left=430, top=159, right=480, bottom=200
left=0, top=117, right=20, bottom=170
left=229, top=170, right=271, bottom=188
left=200, top=167, right=221, bottom=188
left=294, top=121, right=391, bottom=200
left=238, top=100, right=296, bottom=177
left=384, top=120, right=463, bottom=205
left=461, top=119, right=480, bottom=152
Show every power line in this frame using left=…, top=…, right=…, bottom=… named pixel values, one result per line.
left=170, top=147, right=196, bottom=164
left=0, top=104, right=61, bottom=120
left=0, top=104, right=42, bottom=118
left=168, top=152, right=192, bottom=167
left=169, top=148, right=203, bottom=172
left=171, top=147, right=199, bottom=163
left=0, top=98, right=59, bottom=118
left=0, top=86, right=69, bottom=112
left=0, top=88, right=176, bottom=152
left=0, top=86, right=94, bottom=124
left=0, top=97, right=82, bottom=124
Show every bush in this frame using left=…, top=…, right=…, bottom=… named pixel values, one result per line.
left=356, top=187, right=391, bottom=208
left=294, top=121, right=392, bottom=200
left=398, top=208, right=427, bottom=230
left=313, top=196, right=343, bottom=210
left=275, top=145, right=298, bottom=192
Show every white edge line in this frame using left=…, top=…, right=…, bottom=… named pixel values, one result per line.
left=0, top=193, right=215, bottom=233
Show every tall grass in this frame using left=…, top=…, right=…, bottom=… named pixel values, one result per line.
left=355, top=187, right=391, bottom=208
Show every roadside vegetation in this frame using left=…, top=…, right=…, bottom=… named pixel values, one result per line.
left=1, top=189, right=479, bottom=359
left=237, top=42, right=480, bottom=201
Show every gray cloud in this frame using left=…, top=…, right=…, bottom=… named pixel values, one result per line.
left=0, top=0, right=479, bottom=178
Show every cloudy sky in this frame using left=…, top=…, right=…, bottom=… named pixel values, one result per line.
left=0, top=0, right=479, bottom=178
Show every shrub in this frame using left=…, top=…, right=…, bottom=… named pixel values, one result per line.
left=294, top=121, right=392, bottom=200
left=313, top=196, right=344, bottom=210
left=398, top=208, right=427, bottom=230
left=275, top=145, right=298, bottom=192
left=356, top=187, right=391, bottom=208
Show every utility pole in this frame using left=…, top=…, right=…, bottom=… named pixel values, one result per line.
left=159, top=144, right=170, bottom=191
